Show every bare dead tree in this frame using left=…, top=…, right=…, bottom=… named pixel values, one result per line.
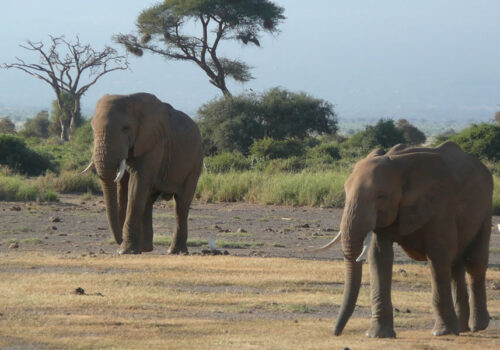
left=2, top=36, right=128, bottom=141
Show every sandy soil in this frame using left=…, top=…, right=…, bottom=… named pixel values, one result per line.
left=1, top=194, right=499, bottom=266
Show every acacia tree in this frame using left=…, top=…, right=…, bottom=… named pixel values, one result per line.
left=2, top=36, right=128, bottom=141
left=115, top=0, right=285, bottom=97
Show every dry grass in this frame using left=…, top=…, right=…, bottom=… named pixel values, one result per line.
left=0, top=253, right=499, bottom=349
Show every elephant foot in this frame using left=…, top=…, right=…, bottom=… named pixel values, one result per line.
left=470, top=312, right=489, bottom=332
left=432, top=321, right=459, bottom=336
left=366, top=323, right=396, bottom=338
left=459, top=324, right=471, bottom=333
left=118, top=242, right=142, bottom=255
left=168, top=245, right=188, bottom=255
left=142, top=243, right=153, bottom=253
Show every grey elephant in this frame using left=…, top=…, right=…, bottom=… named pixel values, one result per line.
left=315, top=142, right=492, bottom=337
left=82, top=93, right=203, bottom=254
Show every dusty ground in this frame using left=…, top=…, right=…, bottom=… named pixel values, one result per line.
left=1, top=194, right=500, bottom=349
left=1, top=194, right=499, bottom=265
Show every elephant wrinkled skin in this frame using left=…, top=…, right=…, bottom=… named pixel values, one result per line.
left=85, top=93, right=203, bottom=255
left=324, top=142, right=493, bottom=338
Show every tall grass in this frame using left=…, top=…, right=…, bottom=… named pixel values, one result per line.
left=493, top=175, right=500, bottom=215
left=196, top=170, right=500, bottom=213
left=0, top=173, right=58, bottom=202
left=196, top=169, right=350, bottom=207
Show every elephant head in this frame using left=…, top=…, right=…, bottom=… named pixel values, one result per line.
left=82, top=93, right=168, bottom=244
left=325, top=146, right=454, bottom=335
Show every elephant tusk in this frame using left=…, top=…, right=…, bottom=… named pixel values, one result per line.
left=79, top=161, right=94, bottom=176
left=114, top=159, right=127, bottom=183
left=309, top=231, right=342, bottom=253
left=356, top=231, right=373, bottom=262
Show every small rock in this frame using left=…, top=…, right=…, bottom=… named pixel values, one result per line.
left=74, top=287, right=85, bottom=295
left=394, top=308, right=400, bottom=313
left=9, top=206, right=21, bottom=211
left=99, top=249, right=106, bottom=254
left=9, top=242, right=19, bottom=249
left=294, top=319, right=298, bottom=323
left=57, top=233, right=67, bottom=236
left=397, top=269, right=408, bottom=277
left=491, top=282, right=500, bottom=290
left=223, top=250, right=230, bottom=255
left=300, top=223, right=310, bottom=228
left=49, top=216, right=62, bottom=223
left=406, top=309, right=411, bottom=313
left=236, top=227, right=247, bottom=233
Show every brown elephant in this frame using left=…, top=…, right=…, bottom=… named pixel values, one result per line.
left=81, top=93, right=203, bottom=254
left=316, top=141, right=492, bottom=337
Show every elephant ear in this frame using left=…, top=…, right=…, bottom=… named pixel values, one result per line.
left=131, top=94, right=168, bottom=158
left=391, top=152, right=456, bottom=236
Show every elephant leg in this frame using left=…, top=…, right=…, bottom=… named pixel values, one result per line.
left=465, top=219, right=491, bottom=332
left=451, top=262, right=470, bottom=332
left=366, top=232, right=396, bottom=338
left=168, top=173, right=198, bottom=255
left=428, top=253, right=459, bottom=336
left=119, top=172, right=152, bottom=255
left=142, top=192, right=160, bottom=253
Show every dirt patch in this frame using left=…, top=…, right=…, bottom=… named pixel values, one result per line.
left=1, top=194, right=499, bottom=266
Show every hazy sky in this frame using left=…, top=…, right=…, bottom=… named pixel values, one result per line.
left=0, top=0, right=499, bottom=121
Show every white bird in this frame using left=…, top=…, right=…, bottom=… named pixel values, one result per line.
left=208, top=235, right=217, bottom=250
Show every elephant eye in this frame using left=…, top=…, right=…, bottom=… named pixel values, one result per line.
left=122, top=125, right=130, bottom=132
left=376, top=193, right=387, bottom=200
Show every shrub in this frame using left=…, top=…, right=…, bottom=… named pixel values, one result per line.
left=204, top=152, right=251, bottom=173
left=307, top=142, right=341, bottom=161
left=341, top=118, right=405, bottom=155
left=0, top=117, right=16, bottom=134
left=197, top=88, right=337, bottom=155
left=396, top=119, right=426, bottom=145
left=442, top=123, right=500, bottom=162
left=20, top=110, right=50, bottom=138
left=0, top=134, right=52, bottom=175
left=249, top=138, right=305, bottom=160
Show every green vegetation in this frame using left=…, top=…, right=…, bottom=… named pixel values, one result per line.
left=198, top=88, right=337, bottom=155
left=0, top=135, right=52, bottom=176
left=434, top=123, right=500, bottom=162
left=0, top=106, right=499, bottom=215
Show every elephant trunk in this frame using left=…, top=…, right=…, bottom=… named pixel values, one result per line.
left=334, top=197, right=373, bottom=335
left=334, top=239, right=364, bottom=335
left=99, top=176, right=123, bottom=244
left=93, top=133, right=124, bottom=244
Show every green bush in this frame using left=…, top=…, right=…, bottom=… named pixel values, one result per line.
left=343, top=119, right=405, bottom=154
left=307, top=142, right=340, bottom=161
left=0, top=134, right=52, bottom=175
left=204, top=152, right=251, bottom=173
left=249, top=138, right=305, bottom=160
left=29, top=121, right=93, bottom=172
left=438, top=123, right=500, bottom=162
left=197, top=88, right=337, bottom=155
